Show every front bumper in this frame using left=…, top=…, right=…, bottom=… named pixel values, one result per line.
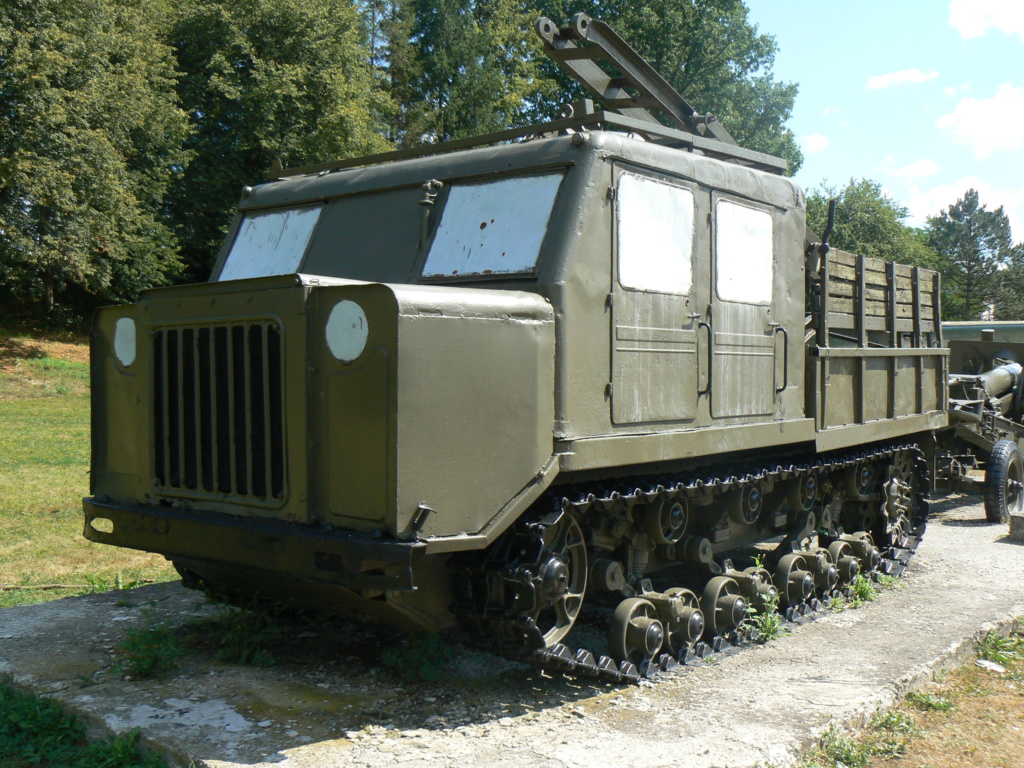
left=83, top=498, right=425, bottom=592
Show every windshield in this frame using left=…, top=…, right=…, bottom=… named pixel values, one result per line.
left=218, top=205, right=322, bottom=281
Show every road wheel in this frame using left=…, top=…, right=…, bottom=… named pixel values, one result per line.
left=984, top=440, right=1024, bottom=523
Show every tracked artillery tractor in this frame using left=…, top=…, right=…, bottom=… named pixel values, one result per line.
left=85, top=15, right=948, bottom=682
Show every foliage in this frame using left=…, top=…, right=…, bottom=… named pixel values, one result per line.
left=537, top=0, right=803, bottom=172
left=927, top=189, right=1015, bottom=320
left=805, top=178, right=936, bottom=266
left=848, top=574, right=878, bottom=606
left=745, top=589, right=786, bottom=644
left=0, top=683, right=166, bottom=767
left=816, top=726, right=870, bottom=768
left=166, top=0, right=393, bottom=280
left=0, top=0, right=192, bottom=327
left=380, top=631, right=453, bottom=682
left=905, top=690, right=954, bottom=712
left=114, top=610, right=182, bottom=679
left=975, top=629, right=1020, bottom=665
left=198, top=603, right=284, bottom=667
left=875, top=574, right=902, bottom=590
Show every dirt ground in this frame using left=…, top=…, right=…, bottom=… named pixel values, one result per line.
left=1, top=496, right=1022, bottom=768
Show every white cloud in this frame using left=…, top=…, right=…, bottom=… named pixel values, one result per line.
left=882, top=158, right=941, bottom=182
left=801, top=134, right=831, bottom=153
left=936, top=83, right=1024, bottom=158
left=906, top=177, right=1024, bottom=241
left=821, top=106, right=843, bottom=115
left=865, top=69, right=938, bottom=90
left=949, top=0, right=1024, bottom=43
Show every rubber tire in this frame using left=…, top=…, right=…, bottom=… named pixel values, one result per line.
left=984, top=440, right=1024, bottom=523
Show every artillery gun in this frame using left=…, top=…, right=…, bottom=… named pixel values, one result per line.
left=939, top=333, right=1024, bottom=522
left=84, top=15, right=945, bottom=682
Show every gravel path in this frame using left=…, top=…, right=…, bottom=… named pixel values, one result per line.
left=1, top=495, right=1021, bottom=768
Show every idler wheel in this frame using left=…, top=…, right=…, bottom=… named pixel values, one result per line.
left=526, top=514, right=588, bottom=646
left=774, top=553, right=814, bottom=607
left=700, top=576, right=747, bottom=638
left=609, top=597, right=665, bottom=665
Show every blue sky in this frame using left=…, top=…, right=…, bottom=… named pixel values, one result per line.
left=745, top=0, right=1024, bottom=242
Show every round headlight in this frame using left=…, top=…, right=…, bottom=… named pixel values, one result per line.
left=114, top=317, right=136, bottom=367
left=326, top=300, right=369, bottom=362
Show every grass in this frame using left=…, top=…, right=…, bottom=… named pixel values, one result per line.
left=801, top=622, right=1024, bottom=768
left=0, top=331, right=176, bottom=608
left=0, top=681, right=166, bottom=767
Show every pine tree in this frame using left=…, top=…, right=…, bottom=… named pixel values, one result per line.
left=927, top=189, right=1014, bottom=321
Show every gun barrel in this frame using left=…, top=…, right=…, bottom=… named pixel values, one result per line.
left=978, top=363, right=1022, bottom=399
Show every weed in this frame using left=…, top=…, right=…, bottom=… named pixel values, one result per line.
left=875, top=574, right=902, bottom=590
left=745, top=590, right=787, bottom=644
left=380, top=632, right=453, bottom=682
left=818, top=725, right=870, bottom=767
left=114, top=610, right=181, bottom=679
left=187, top=601, right=284, bottom=667
left=906, top=690, right=954, bottom=712
left=870, top=708, right=917, bottom=734
left=976, top=630, right=1020, bottom=665
left=0, top=682, right=165, bottom=767
left=826, top=594, right=848, bottom=612
left=849, top=574, right=878, bottom=605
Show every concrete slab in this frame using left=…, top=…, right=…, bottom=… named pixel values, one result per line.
left=1, top=495, right=1022, bottom=768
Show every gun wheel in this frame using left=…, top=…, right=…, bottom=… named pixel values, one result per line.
left=984, top=440, right=1024, bottom=524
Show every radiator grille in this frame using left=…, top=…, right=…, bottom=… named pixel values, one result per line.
left=153, top=321, right=286, bottom=503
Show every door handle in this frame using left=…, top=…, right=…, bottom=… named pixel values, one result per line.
left=698, top=312, right=713, bottom=396
left=770, top=322, right=789, bottom=394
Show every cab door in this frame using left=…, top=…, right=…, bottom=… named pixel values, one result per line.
left=610, top=168, right=705, bottom=424
left=710, top=194, right=779, bottom=419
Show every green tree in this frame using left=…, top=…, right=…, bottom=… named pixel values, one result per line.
left=927, top=189, right=1013, bottom=321
left=0, top=0, right=192, bottom=324
left=401, top=0, right=555, bottom=144
left=537, top=0, right=803, bottom=172
left=806, top=179, right=936, bottom=267
left=993, top=243, right=1024, bottom=320
left=166, top=0, right=392, bottom=280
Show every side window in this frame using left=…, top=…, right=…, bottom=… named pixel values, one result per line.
left=422, top=173, right=564, bottom=278
left=616, top=172, right=695, bottom=295
left=715, top=199, right=773, bottom=304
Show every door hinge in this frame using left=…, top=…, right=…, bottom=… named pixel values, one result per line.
left=604, top=382, right=613, bottom=399
left=605, top=292, right=614, bottom=310
left=606, top=186, right=616, bottom=202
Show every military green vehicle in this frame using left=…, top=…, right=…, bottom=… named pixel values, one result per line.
left=85, top=15, right=946, bottom=682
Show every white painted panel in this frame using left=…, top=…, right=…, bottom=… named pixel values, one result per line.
left=617, top=173, right=694, bottom=294
left=423, top=173, right=563, bottom=277
left=325, top=300, right=369, bottom=362
left=218, top=206, right=322, bottom=281
left=716, top=199, right=774, bottom=305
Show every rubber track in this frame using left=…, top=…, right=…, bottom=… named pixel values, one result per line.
left=465, top=442, right=929, bottom=685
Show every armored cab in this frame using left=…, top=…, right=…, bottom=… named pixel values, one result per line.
left=86, top=15, right=946, bottom=679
